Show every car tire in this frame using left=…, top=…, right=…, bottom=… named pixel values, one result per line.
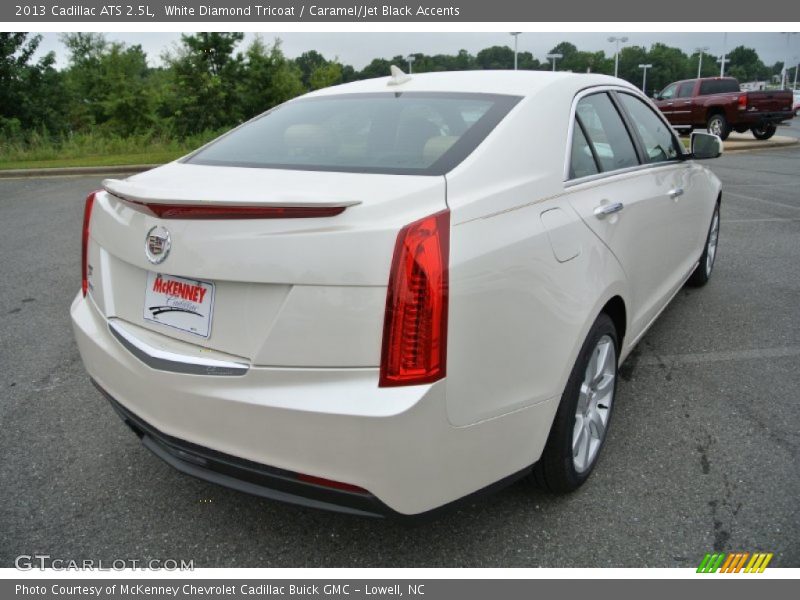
left=706, top=113, right=730, bottom=140
left=751, top=123, right=777, bottom=140
left=687, top=202, right=721, bottom=288
left=532, top=313, right=618, bottom=493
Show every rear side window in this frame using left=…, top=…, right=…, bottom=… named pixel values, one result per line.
left=574, top=93, right=639, bottom=173
left=617, top=93, right=682, bottom=163
left=677, top=82, right=695, bottom=98
left=569, top=121, right=600, bottom=179
left=185, top=92, right=521, bottom=176
left=698, top=79, right=740, bottom=95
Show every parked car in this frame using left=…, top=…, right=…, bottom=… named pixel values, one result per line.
left=72, top=70, right=723, bottom=517
left=653, top=77, right=794, bottom=140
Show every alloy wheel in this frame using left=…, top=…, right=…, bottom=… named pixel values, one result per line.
left=572, top=335, right=616, bottom=474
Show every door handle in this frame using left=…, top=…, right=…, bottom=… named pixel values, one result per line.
left=594, top=202, right=624, bottom=218
left=668, top=188, right=684, bottom=199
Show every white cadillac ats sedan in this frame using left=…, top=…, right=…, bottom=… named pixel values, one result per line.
left=71, top=70, right=722, bottom=517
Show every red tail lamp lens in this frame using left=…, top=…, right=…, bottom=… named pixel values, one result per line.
left=379, top=210, right=450, bottom=387
left=125, top=200, right=346, bottom=220
left=81, top=191, right=98, bottom=297
left=296, top=474, right=368, bottom=494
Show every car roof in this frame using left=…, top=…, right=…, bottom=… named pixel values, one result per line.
left=303, top=70, right=636, bottom=99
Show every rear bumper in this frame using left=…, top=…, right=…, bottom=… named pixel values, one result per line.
left=71, top=292, right=558, bottom=515
left=738, top=110, right=794, bottom=125
left=95, top=381, right=393, bottom=517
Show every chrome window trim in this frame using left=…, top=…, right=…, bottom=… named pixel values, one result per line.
left=109, top=320, right=249, bottom=376
left=565, top=160, right=687, bottom=189
left=563, top=85, right=688, bottom=186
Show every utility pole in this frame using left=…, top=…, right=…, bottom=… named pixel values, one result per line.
left=608, top=36, right=628, bottom=78
left=510, top=32, right=521, bottom=70
left=639, top=64, right=653, bottom=93
left=547, top=53, right=563, bottom=72
left=781, top=33, right=797, bottom=89
left=695, top=46, right=710, bottom=78
left=719, top=32, right=728, bottom=77
left=406, top=54, right=415, bottom=74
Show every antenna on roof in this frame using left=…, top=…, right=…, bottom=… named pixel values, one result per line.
left=388, top=65, right=412, bottom=86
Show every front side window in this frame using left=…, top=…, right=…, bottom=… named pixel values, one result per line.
left=185, top=92, right=521, bottom=176
left=617, top=93, right=682, bottom=163
left=574, top=93, right=639, bottom=173
left=659, top=83, right=678, bottom=100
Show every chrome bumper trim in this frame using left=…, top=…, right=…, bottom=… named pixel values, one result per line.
left=108, top=320, right=249, bottom=376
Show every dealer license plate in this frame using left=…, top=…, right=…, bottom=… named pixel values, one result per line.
left=143, top=272, right=215, bottom=338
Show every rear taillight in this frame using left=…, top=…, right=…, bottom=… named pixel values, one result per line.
left=738, top=95, right=747, bottom=110
left=379, top=210, right=450, bottom=387
left=81, top=191, right=98, bottom=297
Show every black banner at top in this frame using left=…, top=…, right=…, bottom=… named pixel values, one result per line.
left=4, top=0, right=800, bottom=22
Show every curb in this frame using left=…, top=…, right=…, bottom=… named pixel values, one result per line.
left=0, top=135, right=797, bottom=178
left=723, top=135, right=798, bottom=153
left=0, top=164, right=158, bottom=179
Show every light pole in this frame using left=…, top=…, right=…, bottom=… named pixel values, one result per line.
left=781, top=33, right=797, bottom=89
left=695, top=46, right=710, bottom=78
left=719, top=32, right=728, bottom=77
left=639, top=64, right=652, bottom=93
left=608, top=36, right=628, bottom=78
left=794, top=58, right=799, bottom=90
left=510, top=32, right=521, bottom=70
left=406, top=54, right=415, bottom=74
left=547, top=53, right=563, bottom=72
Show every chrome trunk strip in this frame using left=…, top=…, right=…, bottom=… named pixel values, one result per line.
left=108, top=320, right=248, bottom=376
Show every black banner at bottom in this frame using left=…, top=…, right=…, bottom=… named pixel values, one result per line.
left=3, top=579, right=796, bottom=600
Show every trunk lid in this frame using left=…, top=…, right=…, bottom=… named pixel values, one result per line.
left=87, top=162, right=446, bottom=367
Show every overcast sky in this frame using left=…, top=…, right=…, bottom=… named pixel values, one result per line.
left=32, top=31, right=800, bottom=71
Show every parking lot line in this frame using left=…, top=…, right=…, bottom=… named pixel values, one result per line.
left=636, top=346, right=800, bottom=367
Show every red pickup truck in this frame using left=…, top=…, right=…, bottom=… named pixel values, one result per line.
left=653, top=77, right=794, bottom=140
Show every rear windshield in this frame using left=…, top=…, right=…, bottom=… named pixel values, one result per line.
left=698, top=79, right=740, bottom=95
left=185, top=92, right=521, bottom=176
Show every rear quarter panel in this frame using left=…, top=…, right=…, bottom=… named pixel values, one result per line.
left=443, top=84, right=630, bottom=427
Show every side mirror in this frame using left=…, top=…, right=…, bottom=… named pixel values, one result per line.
left=690, top=132, right=723, bottom=160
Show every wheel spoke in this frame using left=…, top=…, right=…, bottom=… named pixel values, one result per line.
left=577, top=383, right=591, bottom=414
left=593, top=341, right=611, bottom=383
left=586, top=349, right=599, bottom=387
left=594, top=373, right=614, bottom=397
left=589, top=409, right=606, bottom=441
left=581, top=424, right=592, bottom=466
left=573, top=417, right=587, bottom=457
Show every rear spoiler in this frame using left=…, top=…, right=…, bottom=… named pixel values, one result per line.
left=102, top=178, right=360, bottom=220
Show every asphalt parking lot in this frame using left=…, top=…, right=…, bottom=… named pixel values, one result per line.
left=1, top=132, right=798, bottom=568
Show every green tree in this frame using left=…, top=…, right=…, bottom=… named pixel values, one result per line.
left=164, top=32, right=245, bottom=135
left=645, top=43, right=690, bottom=94
left=726, top=46, right=770, bottom=82
left=475, top=45, right=514, bottom=70
left=295, top=50, right=328, bottom=88
left=358, top=57, right=393, bottom=79
left=239, top=37, right=304, bottom=118
left=0, top=33, right=65, bottom=135
left=309, top=61, right=343, bottom=90
left=61, top=33, right=154, bottom=135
